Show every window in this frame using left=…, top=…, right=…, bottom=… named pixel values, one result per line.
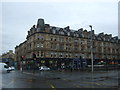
left=87, top=40, right=91, bottom=45
left=53, top=30, right=56, bottom=34
left=46, top=52, right=49, bottom=56
left=59, top=37, right=64, bottom=42
left=37, top=36, right=40, bottom=40
left=66, top=53, right=68, bottom=58
left=76, top=34, right=79, bottom=37
left=68, top=32, right=70, bottom=36
left=41, top=36, right=44, bottom=40
left=51, top=52, right=53, bottom=57
left=37, top=44, right=40, bottom=48
left=66, top=38, right=68, bottom=43
left=51, top=37, right=53, bottom=41
left=75, top=39, right=78, bottom=42
left=37, top=52, right=39, bottom=57
left=60, top=31, right=64, bottom=35
left=66, top=47, right=68, bottom=50
left=54, top=37, right=57, bottom=41
left=41, top=60, right=45, bottom=63
left=54, top=38, right=57, bottom=41
left=75, top=39, right=78, bottom=45
left=54, top=53, right=57, bottom=57
left=40, top=43, right=44, bottom=48
left=49, top=61, right=53, bottom=64
left=81, top=40, right=84, bottom=44
left=59, top=53, right=63, bottom=58
left=37, top=43, right=43, bottom=48
left=75, top=53, right=78, bottom=58
left=69, top=38, right=71, bottom=42
left=51, top=43, right=57, bottom=50
left=69, top=53, right=72, bottom=57
left=37, top=35, right=44, bottom=40
left=59, top=44, right=64, bottom=50
left=41, top=51, right=44, bottom=57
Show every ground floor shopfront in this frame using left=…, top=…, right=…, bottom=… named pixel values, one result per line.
left=17, top=58, right=88, bottom=71
left=16, top=58, right=120, bottom=71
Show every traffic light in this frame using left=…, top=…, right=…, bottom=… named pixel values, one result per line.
left=21, top=56, right=24, bottom=61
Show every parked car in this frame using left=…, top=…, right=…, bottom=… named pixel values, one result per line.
left=39, top=66, right=50, bottom=71
left=0, top=63, right=12, bottom=73
left=10, top=66, right=15, bottom=70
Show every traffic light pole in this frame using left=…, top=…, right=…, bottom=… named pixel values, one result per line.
left=33, top=53, right=36, bottom=74
left=20, top=60, right=23, bottom=72
left=20, top=56, right=24, bottom=72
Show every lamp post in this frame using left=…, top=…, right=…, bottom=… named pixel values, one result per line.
left=89, top=25, right=94, bottom=72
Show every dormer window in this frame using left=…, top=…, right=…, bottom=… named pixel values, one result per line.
left=60, top=31, right=64, bottom=35
left=82, top=34, right=84, bottom=37
left=76, top=34, right=79, bottom=37
left=37, top=28, right=40, bottom=32
left=103, top=38, right=105, bottom=41
left=68, top=32, right=70, bottom=36
left=74, top=33, right=76, bottom=37
left=98, top=37, right=101, bottom=40
left=53, top=29, right=56, bottom=34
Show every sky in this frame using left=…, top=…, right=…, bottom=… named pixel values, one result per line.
left=0, top=0, right=119, bottom=55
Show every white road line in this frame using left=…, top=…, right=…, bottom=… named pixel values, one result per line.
left=6, top=79, right=15, bottom=87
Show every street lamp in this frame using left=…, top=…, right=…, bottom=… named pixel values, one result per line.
left=89, top=25, right=94, bottom=72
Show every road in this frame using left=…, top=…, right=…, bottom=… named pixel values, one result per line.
left=1, top=69, right=120, bottom=89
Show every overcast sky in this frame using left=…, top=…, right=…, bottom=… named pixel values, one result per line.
left=0, top=0, right=119, bottom=55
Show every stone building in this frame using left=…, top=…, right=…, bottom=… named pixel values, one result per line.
left=0, top=50, right=15, bottom=66
left=15, top=18, right=120, bottom=68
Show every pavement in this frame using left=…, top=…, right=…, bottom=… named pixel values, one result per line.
left=1, top=69, right=120, bottom=89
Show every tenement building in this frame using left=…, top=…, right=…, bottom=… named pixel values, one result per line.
left=15, top=18, right=120, bottom=68
left=0, top=50, right=15, bottom=66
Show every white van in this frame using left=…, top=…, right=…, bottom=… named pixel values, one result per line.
left=0, top=63, right=12, bottom=73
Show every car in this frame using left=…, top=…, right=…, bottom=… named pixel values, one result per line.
left=0, top=63, right=12, bottom=73
left=10, top=66, right=15, bottom=70
left=39, top=66, right=50, bottom=71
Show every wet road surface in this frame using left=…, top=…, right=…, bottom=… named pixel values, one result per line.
left=1, top=69, right=120, bottom=89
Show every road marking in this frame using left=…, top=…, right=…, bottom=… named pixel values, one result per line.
left=82, top=81, right=102, bottom=86
left=94, top=82, right=101, bottom=86
left=99, top=82, right=115, bottom=86
left=59, top=78, right=118, bottom=88
left=74, top=84, right=81, bottom=88
left=6, top=79, right=15, bottom=87
left=61, top=78, right=95, bottom=87
left=49, top=83, right=57, bottom=90
left=47, top=81, right=57, bottom=90
left=50, top=84, right=55, bottom=88
left=62, top=78, right=67, bottom=81
left=1, top=83, right=5, bottom=87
